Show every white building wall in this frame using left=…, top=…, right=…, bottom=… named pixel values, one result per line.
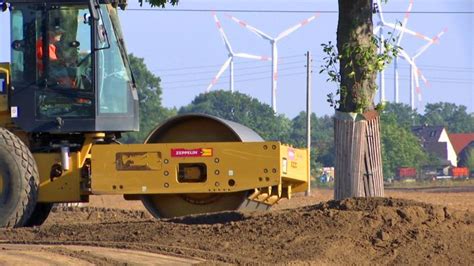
left=438, top=129, right=458, bottom=167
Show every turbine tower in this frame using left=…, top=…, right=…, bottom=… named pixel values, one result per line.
left=373, top=0, right=388, bottom=103
left=207, top=13, right=270, bottom=93
left=227, top=13, right=319, bottom=112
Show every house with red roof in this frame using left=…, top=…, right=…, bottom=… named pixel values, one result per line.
left=449, top=133, right=474, bottom=166
left=412, top=126, right=458, bottom=167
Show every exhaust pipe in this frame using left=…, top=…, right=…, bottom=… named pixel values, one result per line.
left=61, top=146, right=70, bottom=171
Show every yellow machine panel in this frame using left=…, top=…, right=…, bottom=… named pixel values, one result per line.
left=0, top=63, right=11, bottom=129
left=0, top=63, right=9, bottom=113
left=35, top=153, right=83, bottom=202
left=91, top=142, right=307, bottom=196
left=280, top=146, right=309, bottom=193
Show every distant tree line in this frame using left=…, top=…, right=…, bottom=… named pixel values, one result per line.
left=124, top=54, right=474, bottom=179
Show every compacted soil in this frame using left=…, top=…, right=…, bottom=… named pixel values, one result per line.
left=0, top=192, right=473, bottom=265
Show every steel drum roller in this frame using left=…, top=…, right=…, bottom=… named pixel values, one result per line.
left=141, top=114, right=264, bottom=218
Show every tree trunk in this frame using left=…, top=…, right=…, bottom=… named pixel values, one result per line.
left=337, top=0, right=377, bottom=112
left=334, top=0, right=384, bottom=199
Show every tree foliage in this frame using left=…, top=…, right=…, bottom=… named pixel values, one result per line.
left=290, top=112, right=334, bottom=167
left=380, top=102, right=420, bottom=129
left=121, top=54, right=176, bottom=143
left=465, top=148, right=474, bottom=172
left=139, top=0, right=179, bottom=8
left=421, top=102, right=474, bottom=133
left=179, top=91, right=292, bottom=142
left=381, top=121, right=428, bottom=179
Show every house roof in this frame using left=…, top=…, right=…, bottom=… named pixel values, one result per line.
left=412, top=125, right=445, bottom=143
left=449, top=133, right=474, bottom=154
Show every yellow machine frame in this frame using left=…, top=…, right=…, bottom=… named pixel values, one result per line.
left=34, top=134, right=307, bottom=204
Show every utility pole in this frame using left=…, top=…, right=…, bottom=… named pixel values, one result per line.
left=305, top=51, right=312, bottom=196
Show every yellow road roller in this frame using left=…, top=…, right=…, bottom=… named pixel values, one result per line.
left=0, top=0, right=308, bottom=227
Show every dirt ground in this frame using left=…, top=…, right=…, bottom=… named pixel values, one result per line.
left=0, top=187, right=473, bottom=265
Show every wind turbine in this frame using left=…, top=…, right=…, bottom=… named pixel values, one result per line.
left=373, top=0, right=422, bottom=103
left=398, top=29, right=447, bottom=110
left=227, top=13, right=319, bottom=112
left=206, top=13, right=270, bottom=93
left=373, top=0, right=415, bottom=103
left=373, top=0, right=446, bottom=109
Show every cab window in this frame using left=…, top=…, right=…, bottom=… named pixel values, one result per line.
left=97, top=4, right=132, bottom=114
left=11, top=4, right=94, bottom=118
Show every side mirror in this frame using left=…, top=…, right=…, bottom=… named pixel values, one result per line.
left=70, top=41, right=80, bottom=48
left=88, top=0, right=100, bottom=20
left=11, top=40, right=25, bottom=51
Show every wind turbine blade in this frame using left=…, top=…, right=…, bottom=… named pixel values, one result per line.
left=384, top=22, right=433, bottom=42
left=226, top=14, right=273, bottom=41
left=413, top=28, right=448, bottom=59
left=374, top=0, right=386, bottom=24
left=234, top=53, right=271, bottom=61
left=417, top=68, right=431, bottom=88
left=396, top=0, right=414, bottom=45
left=206, top=57, right=232, bottom=92
left=398, top=49, right=414, bottom=66
left=213, top=13, right=233, bottom=55
left=399, top=50, right=430, bottom=89
left=374, top=25, right=381, bottom=35
left=275, top=13, right=319, bottom=42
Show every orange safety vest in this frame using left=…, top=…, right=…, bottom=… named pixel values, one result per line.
left=36, top=38, right=58, bottom=72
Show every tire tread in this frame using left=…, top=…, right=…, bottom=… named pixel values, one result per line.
left=0, top=128, right=39, bottom=228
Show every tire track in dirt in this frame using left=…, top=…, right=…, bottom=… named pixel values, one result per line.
left=0, top=244, right=203, bottom=265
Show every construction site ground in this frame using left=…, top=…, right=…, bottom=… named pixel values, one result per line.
left=0, top=187, right=473, bottom=265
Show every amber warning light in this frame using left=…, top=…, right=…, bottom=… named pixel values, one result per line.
left=171, top=148, right=213, bottom=157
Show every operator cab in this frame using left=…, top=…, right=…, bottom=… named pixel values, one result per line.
left=6, top=0, right=139, bottom=133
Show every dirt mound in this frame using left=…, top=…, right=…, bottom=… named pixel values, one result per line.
left=1, top=198, right=472, bottom=264
left=44, top=206, right=152, bottom=225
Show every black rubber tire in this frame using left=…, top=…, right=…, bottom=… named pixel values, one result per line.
left=0, top=128, right=40, bottom=228
left=24, top=203, right=53, bottom=227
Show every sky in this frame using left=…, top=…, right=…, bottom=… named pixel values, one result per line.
left=0, top=0, right=473, bottom=118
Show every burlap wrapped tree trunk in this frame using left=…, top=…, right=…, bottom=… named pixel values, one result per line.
left=334, top=110, right=384, bottom=200
left=332, top=0, right=385, bottom=200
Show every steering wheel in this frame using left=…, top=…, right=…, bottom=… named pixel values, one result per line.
left=77, top=53, right=92, bottom=67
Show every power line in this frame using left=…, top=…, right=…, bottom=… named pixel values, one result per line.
left=384, top=76, right=473, bottom=85
left=158, top=59, right=305, bottom=77
left=161, top=65, right=305, bottom=85
left=153, top=54, right=304, bottom=72
left=155, top=58, right=473, bottom=76
left=125, top=9, right=474, bottom=14
left=161, top=70, right=472, bottom=90
left=159, top=65, right=473, bottom=88
left=163, top=71, right=306, bottom=90
left=391, top=65, right=474, bottom=73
